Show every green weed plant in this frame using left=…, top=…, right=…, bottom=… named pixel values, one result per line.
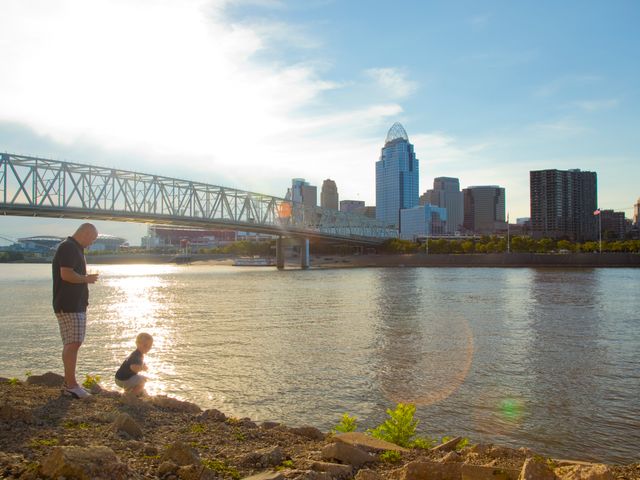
left=190, top=423, right=206, bottom=434
left=202, top=459, right=241, bottom=480
left=379, top=450, right=402, bottom=464
left=368, top=403, right=419, bottom=448
left=82, top=374, right=101, bottom=390
left=29, top=438, right=59, bottom=447
left=332, top=413, right=358, bottom=433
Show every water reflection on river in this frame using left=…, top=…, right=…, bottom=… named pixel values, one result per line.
left=0, top=264, right=638, bottom=463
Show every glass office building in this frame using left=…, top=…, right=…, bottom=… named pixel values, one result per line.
left=375, top=123, right=419, bottom=229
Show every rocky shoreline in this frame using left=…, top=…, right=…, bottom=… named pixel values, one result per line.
left=1, top=373, right=638, bottom=480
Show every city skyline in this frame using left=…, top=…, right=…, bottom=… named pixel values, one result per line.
left=1, top=1, right=639, bottom=242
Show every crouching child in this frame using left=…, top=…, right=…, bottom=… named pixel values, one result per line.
left=115, top=332, right=153, bottom=396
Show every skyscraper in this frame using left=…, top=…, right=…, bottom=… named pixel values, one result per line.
left=375, top=122, right=419, bottom=229
left=422, top=177, right=464, bottom=234
left=530, top=169, right=597, bottom=241
left=634, top=197, right=640, bottom=227
left=462, top=186, right=506, bottom=234
left=340, top=200, right=365, bottom=213
left=321, top=179, right=339, bottom=210
left=290, top=178, right=317, bottom=209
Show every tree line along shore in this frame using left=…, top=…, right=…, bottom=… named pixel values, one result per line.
left=1, top=373, right=638, bottom=480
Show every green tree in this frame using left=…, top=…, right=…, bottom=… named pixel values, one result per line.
left=556, top=240, right=572, bottom=252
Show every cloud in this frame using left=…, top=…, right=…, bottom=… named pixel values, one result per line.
left=365, top=68, right=418, bottom=99
left=573, top=98, right=619, bottom=112
left=529, top=118, right=589, bottom=136
left=533, top=74, right=601, bottom=97
left=0, top=0, right=404, bottom=205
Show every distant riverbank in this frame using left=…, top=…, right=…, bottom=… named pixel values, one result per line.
left=5, top=252, right=640, bottom=267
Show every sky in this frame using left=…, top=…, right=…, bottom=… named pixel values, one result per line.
left=1, top=0, right=639, bottom=244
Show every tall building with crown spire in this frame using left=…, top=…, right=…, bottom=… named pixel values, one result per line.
left=375, top=123, right=419, bottom=229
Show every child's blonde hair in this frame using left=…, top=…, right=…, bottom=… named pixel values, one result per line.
left=136, top=332, right=153, bottom=346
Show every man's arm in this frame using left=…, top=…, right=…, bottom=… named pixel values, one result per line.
left=60, top=267, right=99, bottom=284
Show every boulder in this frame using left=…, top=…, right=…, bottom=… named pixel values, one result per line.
left=321, top=442, right=376, bottom=468
left=399, top=460, right=463, bottom=480
left=240, top=417, right=258, bottom=428
left=241, top=471, right=285, bottom=480
left=178, top=464, right=204, bottom=480
left=519, top=457, right=555, bottom=480
left=113, top=413, right=143, bottom=439
left=554, top=464, right=613, bottom=480
left=26, top=371, right=64, bottom=387
left=261, top=421, right=281, bottom=430
left=311, top=461, right=352, bottom=479
left=439, top=451, right=461, bottom=464
left=161, top=441, right=201, bottom=466
left=150, top=395, right=202, bottom=413
left=461, top=464, right=520, bottom=480
left=159, top=461, right=179, bottom=476
left=431, top=436, right=462, bottom=453
left=295, top=471, right=332, bottom=480
left=333, top=432, right=409, bottom=453
left=354, top=469, right=382, bottom=480
left=197, top=408, right=227, bottom=422
left=144, top=444, right=159, bottom=456
left=40, top=446, right=130, bottom=480
left=241, top=446, right=284, bottom=467
left=290, top=426, right=325, bottom=440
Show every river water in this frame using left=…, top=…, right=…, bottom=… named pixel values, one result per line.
left=0, top=264, right=638, bottom=463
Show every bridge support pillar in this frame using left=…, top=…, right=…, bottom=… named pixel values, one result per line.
left=300, top=238, right=310, bottom=270
left=276, top=237, right=285, bottom=270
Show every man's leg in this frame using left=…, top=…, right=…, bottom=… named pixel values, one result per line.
left=62, top=342, right=82, bottom=387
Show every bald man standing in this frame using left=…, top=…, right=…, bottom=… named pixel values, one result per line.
left=52, top=223, right=99, bottom=399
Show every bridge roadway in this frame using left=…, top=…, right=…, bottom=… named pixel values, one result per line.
left=0, top=153, right=397, bottom=268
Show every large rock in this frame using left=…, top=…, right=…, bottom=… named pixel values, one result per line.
left=26, top=372, right=64, bottom=387
left=150, top=395, right=202, bottom=413
left=113, top=412, right=143, bottom=439
left=461, top=464, right=521, bottom=480
left=241, top=446, right=284, bottom=468
left=311, top=461, right=353, bottom=479
left=261, top=421, right=281, bottom=430
left=295, top=471, right=332, bottom=480
left=241, top=471, right=285, bottom=480
left=439, top=451, right=461, bottom=464
left=321, top=442, right=376, bottom=468
left=161, top=441, right=201, bottom=466
left=399, top=460, right=462, bottom=480
left=178, top=464, right=216, bottom=480
left=354, top=469, right=382, bottom=480
left=40, top=446, right=130, bottom=479
left=197, top=408, right=227, bottom=422
left=290, top=426, right=325, bottom=440
left=333, top=432, right=409, bottom=453
left=519, top=458, right=555, bottom=480
left=554, top=464, right=613, bottom=480
left=432, top=436, right=462, bottom=453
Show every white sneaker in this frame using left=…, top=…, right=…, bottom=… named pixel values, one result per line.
left=63, top=385, right=91, bottom=399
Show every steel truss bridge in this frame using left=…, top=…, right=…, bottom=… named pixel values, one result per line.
left=0, top=153, right=397, bottom=246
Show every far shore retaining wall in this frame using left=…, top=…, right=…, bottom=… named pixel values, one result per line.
left=354, top=252, right=640, bottom=268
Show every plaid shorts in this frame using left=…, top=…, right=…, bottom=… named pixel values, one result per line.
left=55, top=312, right=87, bottom=345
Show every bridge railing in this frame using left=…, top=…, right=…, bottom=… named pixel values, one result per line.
left=0, top=153, right=397, bottom=240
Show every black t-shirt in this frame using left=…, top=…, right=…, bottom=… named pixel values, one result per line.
left=115, top=349, right=144, bottom=381
left=52, top=237, right=89, bottom=313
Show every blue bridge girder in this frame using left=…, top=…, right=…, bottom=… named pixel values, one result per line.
left=0, top=153, right=397, bottom=245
